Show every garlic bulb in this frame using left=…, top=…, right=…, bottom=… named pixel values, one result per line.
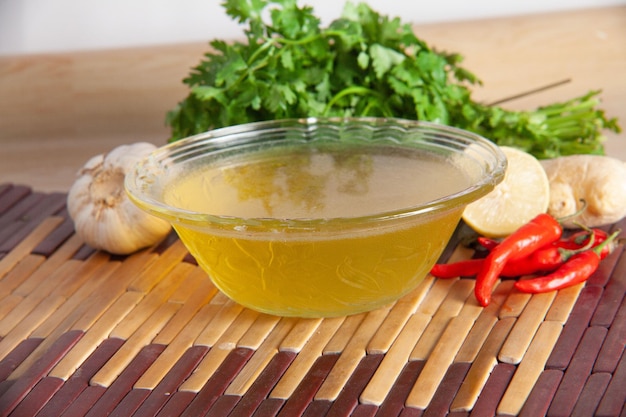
left=67, top=142, right=171, bottom=255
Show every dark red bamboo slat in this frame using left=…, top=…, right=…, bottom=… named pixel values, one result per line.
left=35, top=337, right=124, bottom=417
left=0, top=338, right=43, bottom=382
left=0, top=330, right=83, bottom=417
left=83, top=344, right=166, bottom=417
left=546, top=286, right=604, bottom=370
left=375, top=360, right=426, bottom=417
left=547, top=325, right=608, bottom=417
left=571, top=372, right=612, bottom=417
left=180, top=347, right=254, bottom=417
left=470, top=363, right=516, bottom=417
left=326, top=354, right=385, bottom=417
left=277, top=353, right=339, bottom=417
left=132, top=345, right=209, bottom=417
left=229, top=350, right=297, bottom=417
left=422, top=362, right=471, bottom=417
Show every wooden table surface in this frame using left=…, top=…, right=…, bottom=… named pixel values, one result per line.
left=1, top=5, right=625, bottom=193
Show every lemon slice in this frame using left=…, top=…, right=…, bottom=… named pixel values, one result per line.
left=462, top=146, right=550, bottom=237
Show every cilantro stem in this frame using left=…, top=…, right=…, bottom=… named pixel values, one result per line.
left=324, top=86, right=390, bottom=116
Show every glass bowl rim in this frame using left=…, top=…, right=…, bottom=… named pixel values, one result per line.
left=125, top=117, right=507, bottom=230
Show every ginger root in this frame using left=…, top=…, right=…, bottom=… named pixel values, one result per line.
left=541, top=154, right=626, bottom=228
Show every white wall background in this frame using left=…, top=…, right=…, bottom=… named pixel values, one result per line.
left=1, top=0, right=625, bottom=56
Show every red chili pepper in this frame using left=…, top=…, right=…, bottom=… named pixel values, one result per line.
left=431, top=244, right=564, bottom=279
left=514, top=250, right=599, bottom=293
left=477, top=237, right=500, bottom=251
left=430, top=259, right=484, bottom=278
left=503, top=246, right=564, bottom=276
left=480, top=228, right=607, bottom=252
left=475, top=213, right=562, bottom=306
left=514, top=230, right=621, bottom=294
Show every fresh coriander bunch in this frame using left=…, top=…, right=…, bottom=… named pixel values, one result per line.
left=166, top=0, right=620, bottom=158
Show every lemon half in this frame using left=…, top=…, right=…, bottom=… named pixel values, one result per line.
left=462, top=146, right=550, bottom=237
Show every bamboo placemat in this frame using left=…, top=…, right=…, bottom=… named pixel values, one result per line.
left=0, top=182, right=624, bottom=417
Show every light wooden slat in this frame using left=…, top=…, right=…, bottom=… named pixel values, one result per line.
left=366, top=280, right=433, bottom=354
left=410, top=279, right=475, bottom=360
left=6, top=252, right=147, bottom=379
left=0, top=253, right=110, bottom=343
left=315, top=307, right=391, bottom=401
left=360, top=312, right=431, bottom=405
left=271, top=315, right=345, bottom=399
left=134, top=302, right=222, bottom=390
left=455, top=280, right=515, bottom=363
left=498, top=291, right=557, bottom=364
left=0, top=294, right=65, bottom=370
left=0, top=254, right=45, bottom=299
left=166, top=266, right=209, bottom=304
left=18, top=234, right=86, bottom=297
left=236, top=313, right=281, bottom=350
left=90, top=302, right=180, bottom=387
left=0, top=259, right=76, bottom=334
left=278, top=318, right=323, bottom=353
left=30, top=261, right=121, bottom=339
left=0, top=216, right=63, bottom=279
left=127, top=239, right=189, bottom=294
left=499, top=287, right=532, bottom=319
left=108, top=262, right=195, bottom=340
left=0, top=294, right=23, bottom=330
left=151, top=268, right=218, bottom=346
left=179, top=308, right=260, bottom=392
left=406, top=314, right=477, bottom=409
left=323, top=313, right=366, bottom=355
left=225, top=317, right=298, bottom=396
left=497, top=321, right=564, bottom=416
left=4, top=262, right=122, bottom=381
left=415, top=277, right=459, bottom=316
left=69, top=252, right=157, bottom=332
left=545, top=282, right=585, bottom=323
left=193, top=298, right=245, bottom=347
left=48, top=290, right=144, bottom=380
left=450, top=317, right=516, bottom=412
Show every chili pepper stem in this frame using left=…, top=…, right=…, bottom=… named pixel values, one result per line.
left=591, top=230, right=622, bottom=256
left=557, top=199, right=588, bottom=224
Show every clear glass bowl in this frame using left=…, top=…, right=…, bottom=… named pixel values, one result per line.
left=126, top=117, right=506, bottom=317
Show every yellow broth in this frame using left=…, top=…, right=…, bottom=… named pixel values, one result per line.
left=164, top=143, right=471, bottom=317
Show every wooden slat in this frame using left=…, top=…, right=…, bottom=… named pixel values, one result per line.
left=279, top=318, right=323, bottom=353
left=178, top=308, right=259, bottom=392
left=366, top=282, right=433, bottom=355
left=359, top=312, right=430, bottom=406
left=48, top=291, right=144, bottom=380
left=225, top=317, right=297, bottom=396
left=270, top=316, right=345, bottom=400
left=0, top=216, right=64, bottom=279
left=133, top=303, right=221, bottom=390
left=90, top=301, right=180, bottom=387
left=450, top=317, right=515, bottom=412
left=315, top=307, right=391, bottom=401
left=497, top=321, right=563, bottom=416
left=108, top=262, right=195, bottom=340
left=0, top=254, right=45, bottom=299
left=410, top=279, right=475, bottom=360
left=405, top=314, right=478, bottom=409
left=498, top=291, right=556, bottom=364
left=151, top=267, right=218, bottom=346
